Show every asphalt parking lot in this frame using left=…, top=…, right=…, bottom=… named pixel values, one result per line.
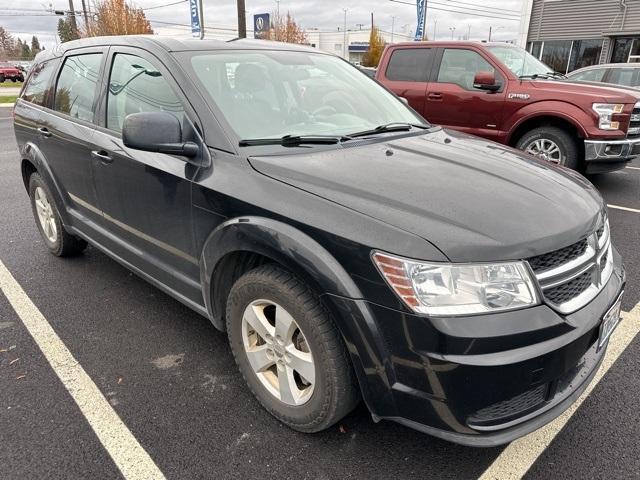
left=1, top=106, right=639, bottom=480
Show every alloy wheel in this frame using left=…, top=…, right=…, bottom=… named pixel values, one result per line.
left=525, top=138, right=564, bottom=164
left=241, top=299, right=315, bottom=406
left=34, top=186, right=58, bottom=243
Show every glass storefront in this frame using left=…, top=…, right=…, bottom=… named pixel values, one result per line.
left=528, top=39, right=603, bottom=73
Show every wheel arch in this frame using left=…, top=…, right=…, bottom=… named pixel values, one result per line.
left=507, top=113, right=585, bottom=148
left=19, top=142, right=73, bottom=227
left=200, top=216, right=363, bottom=332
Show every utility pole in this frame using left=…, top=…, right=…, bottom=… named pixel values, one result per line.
left=422, top=0, right=428, bottom=40
left=67, top=0, right=78, bottom=35
left=488, top=26, right=492, bottom=41
left=237, top=0, right=246, bottom=38
left=81, top=0, right=89, bottom=27
left=466, top=24, right=471, bottom=40
left=275, top=0, right=280, bottom=18
left=343, top=8, right=347, bottom=60
left=433, top=17, right=437, bottom=40
left=391, top=15, right=396, bottom=43
left=356, top=23, right=365, bottom=30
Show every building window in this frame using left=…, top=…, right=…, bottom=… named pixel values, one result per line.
left=611, top=38, right=633, bottom=63
left=568, top=39, right=603, bottom=72
left=529, top=41, right=542, bottom=59
left=540, top=40, right=572, bottom=73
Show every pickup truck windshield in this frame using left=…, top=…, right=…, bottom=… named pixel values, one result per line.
left=188, top=50, right=423, bottom=142
left=487, top=45, right=555, bottom=78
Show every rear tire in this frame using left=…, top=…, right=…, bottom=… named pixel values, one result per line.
left=226, top=264, right=359, bottom=432
left=0, top=75, right=5, bottom=83
left=28, top=173, right=87, bottom=257
left=516, top=126, right=580, bottom=170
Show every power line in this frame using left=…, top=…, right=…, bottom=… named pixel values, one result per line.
left=142, top=0, right=188, bottom=11
left=429, top=0, right=519, bottom=18
left=389, top=0, right=519, bottom=21
left=437, top=0, right=520, bottom=14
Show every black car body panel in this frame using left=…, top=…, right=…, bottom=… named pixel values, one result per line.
left=13, top=35, right=625, bottom=446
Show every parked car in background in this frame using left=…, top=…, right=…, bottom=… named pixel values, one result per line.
left=13, top=36, right=625, bottom=447
left=0, top=62, right=24, bottom=82
left=567, top=63, right=640, bottom=90
left=376, top=41, right=640, bottom=173
left=357, top=66, right=376, bottom=78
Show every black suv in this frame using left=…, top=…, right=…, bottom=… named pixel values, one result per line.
left=13, top=36, right=625, bottom=446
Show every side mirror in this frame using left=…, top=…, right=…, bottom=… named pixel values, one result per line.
left=473, top=71, right=501, bottom=92
left=399, top=96, right=409, bottom=105
left=122, top=112, right=199, bottom=157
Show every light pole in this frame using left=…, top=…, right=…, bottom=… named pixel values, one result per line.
left=275, top=0, right=280, bottom=17
left=343, top=8, right=348, bottom=61
left=449, top=26, right=455, bottom=40
left=488, top=25, right=503, bottom=41
left=391, top=15, right=396, bottom=43
left=433, top=17, right=437, bottom=40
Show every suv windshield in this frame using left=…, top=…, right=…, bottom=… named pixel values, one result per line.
left=487, top=45, right=556, bottom=77
left=187, top=50, right=424, bottom=142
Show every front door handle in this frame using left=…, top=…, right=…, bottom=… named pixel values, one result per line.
left=37, top=127, right=52, bottom=138
left=428, top=92, right=443, bottom=100
left=91, top=150, right=113, bottom=164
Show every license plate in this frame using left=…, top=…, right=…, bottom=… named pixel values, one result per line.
left=598, top=292, right=623, bottom=351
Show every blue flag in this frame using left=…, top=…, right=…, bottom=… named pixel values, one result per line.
left=415, top=0, right=426, bottom=41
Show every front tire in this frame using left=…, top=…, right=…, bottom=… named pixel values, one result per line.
left=28, top=173, right=87, bottom=257
left=226, top=264, right=359, bottom=432
left=516, top=126, right=580, bottom=170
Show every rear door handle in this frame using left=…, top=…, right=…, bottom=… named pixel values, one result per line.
left=91, top=150, right=113, bottom=164
left=428, top=93, right=443, bottom=100
left=37, top=127, right=52, bottom=138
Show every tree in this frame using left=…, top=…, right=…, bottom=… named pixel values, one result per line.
left=362, top=26, right=385, bottom=67
left=84, top=0, right=153, bottom=37
left=31, top=36, right=41, bottom=56
left=0, top=27, right=17, bottom=59
left=58, top=17, right=80, bottom=43
left=19, top=39, right=31, bottom=60
left=262, top=12, right=306, bottom=44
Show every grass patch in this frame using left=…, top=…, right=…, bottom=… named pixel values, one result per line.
left=0, top=95, right=18, bottom=104
left=0, top=80, right=22, bottom=87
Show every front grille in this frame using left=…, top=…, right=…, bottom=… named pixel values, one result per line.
left=528, top=239, right=588, bottom=273
left=469, top=384, right=547, bottom=424
left=544, top=270, right=593, bottom=304
left=527, top=216, right=613, bottom=314
left=629, top=103, right=640, bottom=137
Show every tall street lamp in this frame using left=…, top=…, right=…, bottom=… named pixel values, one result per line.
left=449, top=26, right=456, bottom=40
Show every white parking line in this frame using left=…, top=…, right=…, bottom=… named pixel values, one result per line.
left=608, top=204, right=640, bottom=214
left=625, top=166, right=640, bottom=171
left=479, top=302, right=640, bottom=480
left=0, top=260, right=166, bottom=480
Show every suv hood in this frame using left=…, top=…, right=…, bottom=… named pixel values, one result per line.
left=249, top=129, right=604, bottom=262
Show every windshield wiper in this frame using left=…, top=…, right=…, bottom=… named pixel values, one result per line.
left=547, top=71, right=567, bottom=79
left=239, top=134, right=351, bottom=147
left=346, top=122, right=430, bottom=139
left=518, top=73, right=552, bottom=80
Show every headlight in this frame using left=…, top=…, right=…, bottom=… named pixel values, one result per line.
left=373, top=252, right=539, bottom=316
left=592, top=103, right=625, bottom=130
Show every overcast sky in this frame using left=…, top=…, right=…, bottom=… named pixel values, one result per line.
left=1, top=0, right=524, bottom=50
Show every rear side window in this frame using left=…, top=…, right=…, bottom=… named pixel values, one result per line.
left=385, top=48, right=432, bottom=82
left=106, top=53, right=184, bottom=132
left=608, top=68, right=639, bottom=87
left=22, top=60, right=56, bottom=106
left=569, top=68, right=606, bottom=82
left=54, top=53, right=103, bottom=122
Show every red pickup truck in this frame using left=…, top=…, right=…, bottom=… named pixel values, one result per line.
left=0, top=62, right=24, bottom=83
left=376, top=41, right=640, bottom=173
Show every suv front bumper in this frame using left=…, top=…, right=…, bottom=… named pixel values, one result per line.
left=327, top=248, right=625, bottom=446
left=584, top=138, right=640, bottom=173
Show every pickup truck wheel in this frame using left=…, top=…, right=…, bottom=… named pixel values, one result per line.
left=28, top=173, right=87, bottom=257
left=516, top=126, right=580, bottom=170
left=0, top=75, right=5, bottom=83
left=226, top=264, right=359, bottom=432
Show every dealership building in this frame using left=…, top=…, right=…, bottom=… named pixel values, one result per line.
left=519, top=0, right=640, bottom=73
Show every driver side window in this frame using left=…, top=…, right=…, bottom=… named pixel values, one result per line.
left=437, top=49, right=495, bottom=91
left=106, top=53, right=184, bottom=132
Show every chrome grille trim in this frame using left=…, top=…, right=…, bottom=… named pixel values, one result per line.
left=528, top=217, right=612, bottom=315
